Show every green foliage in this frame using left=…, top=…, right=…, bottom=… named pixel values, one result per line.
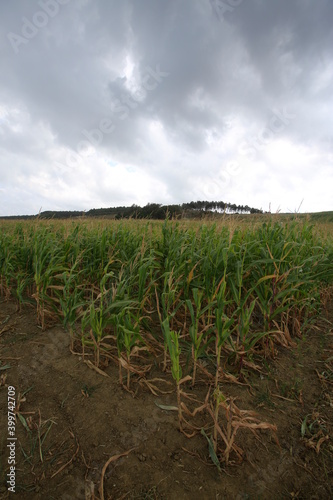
left=0, top=218, right=332, bottom=381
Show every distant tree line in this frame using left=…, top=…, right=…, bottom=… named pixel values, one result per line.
left=181, top=201, right=262, bottom=214
left=0, top=201, right=263, bottom=220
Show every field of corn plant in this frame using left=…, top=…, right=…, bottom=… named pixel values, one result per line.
left=1, top=217, right=333, bottom=496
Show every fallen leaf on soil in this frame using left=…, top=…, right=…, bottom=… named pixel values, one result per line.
left=155, top=401, right=178, bottom=411
left=99, top=448, right=136, bottom=500
left=84, top=360, right=110, bottom=377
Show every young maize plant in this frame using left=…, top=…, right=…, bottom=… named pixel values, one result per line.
left=0, top=234, right=17, bottom=300
left=161, top=317, right=189, bottom=431
left=228, top=247, right=255, bottom=372
left=115, top=309, right=144, bottom=389
left=8, top=226, right=34, bottom=310
left=56, top=257, right=85, bottom=351
left=125, top=239, right=158, bottom=326
left=185, top=288, right=214, bottom=386
left=155, top=269, right=183, bottom=371
left=32, top=229, right=66, bottom=330
left=81, top=271, right=135, bottom=368
left=214, top=280, right=234, bottom=388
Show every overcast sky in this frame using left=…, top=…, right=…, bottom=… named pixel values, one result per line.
left=0, top=0, right=332, bottom=215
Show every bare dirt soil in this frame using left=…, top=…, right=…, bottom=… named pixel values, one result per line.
left=0, top=299, right=333, bottom=499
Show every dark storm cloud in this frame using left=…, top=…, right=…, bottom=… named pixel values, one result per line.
left=0, top=0, right=332, bottom=215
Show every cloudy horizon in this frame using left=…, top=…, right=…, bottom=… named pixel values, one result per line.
left=1, top=0, right=332, bottom=216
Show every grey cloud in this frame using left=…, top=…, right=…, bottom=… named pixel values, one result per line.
left=0, top=0, right=332, bottom=215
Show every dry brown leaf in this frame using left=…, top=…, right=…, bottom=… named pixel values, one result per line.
left=99, top=448, right=135, bottom=500
left=316, top=435, right=329, bottom=454
left=84, top=360, right=110, bottom=377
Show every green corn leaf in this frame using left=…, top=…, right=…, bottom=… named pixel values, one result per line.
left=201, top=428, right=221, bottom=472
